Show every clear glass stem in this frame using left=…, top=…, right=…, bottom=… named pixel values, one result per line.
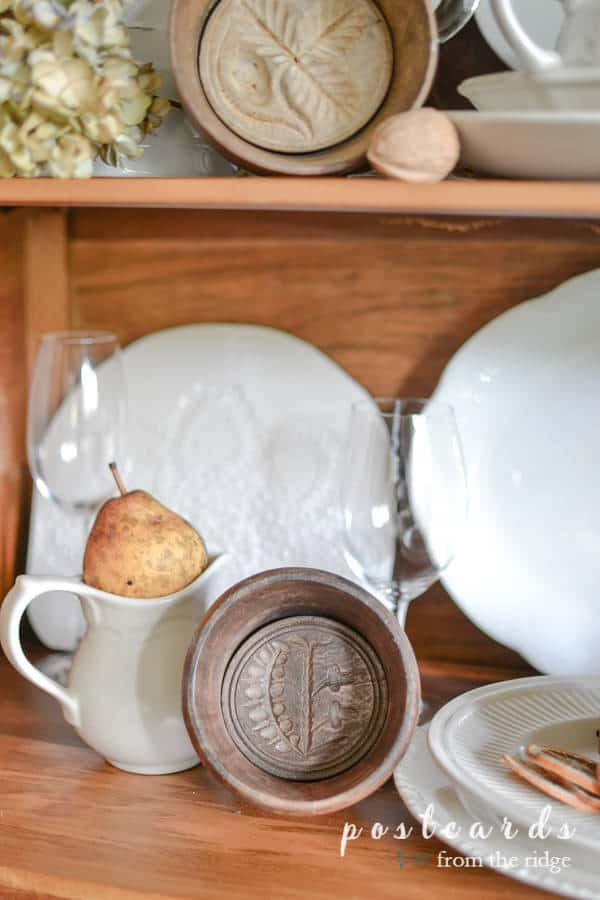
left=376, top=584, right=431, bottom=720
left=395, top=597, right=411, bottom=629
left=374, top=584, right=412, bottom=629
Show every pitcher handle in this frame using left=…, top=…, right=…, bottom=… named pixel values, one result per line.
left=0, top=575, right=82, bottom=726
left=489, top=0, right=562, bottom=70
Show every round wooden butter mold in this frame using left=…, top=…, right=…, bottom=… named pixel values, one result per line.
left=222, top=615, right=389, bottom=781
left=169, top=0, right=438, bottom=175
left=198, top=0, right=394, bottom=154
left=182, top=567, right=421, bottom=816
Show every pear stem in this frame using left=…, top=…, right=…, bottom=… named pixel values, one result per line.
left=109, top=462, right=127, bottom=497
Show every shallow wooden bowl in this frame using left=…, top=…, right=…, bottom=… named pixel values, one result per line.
left=169, top=0, right=438, bottom=176
left=182, top=568, right=421, bottom=816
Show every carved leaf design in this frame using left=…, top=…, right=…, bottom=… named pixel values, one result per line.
left=237, top=0, right=299, bottom=60
left=301, top=0, right=371, bottom=63
left=281, top=59, right=358, bottom=130
left=237, top=0, right=363, bottom=127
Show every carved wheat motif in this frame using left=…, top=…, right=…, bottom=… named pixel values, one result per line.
left=243, top=640, right=302, bottom=755
left=242, top=635, right=368, bottom=759
left=229, top=617, right=387, bottom=781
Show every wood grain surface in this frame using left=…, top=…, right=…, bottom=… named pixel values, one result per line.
left=0, top=210, right=71, bottom=601
left=0, top=645, right=552, bottom=900
left=22, top=209, right=71, bottom=380
left=0, top=211, right=30, bottom=598
left=69, top=209, right=600, bottom=398
left=4, top=177, right=600, bottom=215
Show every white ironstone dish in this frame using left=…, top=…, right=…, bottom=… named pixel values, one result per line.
left=433, top=267, right=600, bottom=672
left=395, top=725, right=600, bottom=899
left=449, top=111, right=600, bottom=179
left=427, top=676, right=600, bottom=850
left=458, top=70, right=600, bottom=113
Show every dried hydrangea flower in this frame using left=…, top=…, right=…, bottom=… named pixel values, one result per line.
left=14, top=0, right=63, bottom=29
left=48, top=132, right=93, bottom=176
left=144, top=96, right=170, bottom=133
left=31, top=52, right=96, bottom=113
left=19, top=110, right=64, bottom=161
left=0, top=0, right=170, bottom=177
left=0, top=116, right=35, bottom=174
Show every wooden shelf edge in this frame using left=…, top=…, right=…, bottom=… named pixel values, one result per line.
left=2, top=177, right=600, bottom=217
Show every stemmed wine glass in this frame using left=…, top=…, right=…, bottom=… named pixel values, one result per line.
left=26, top=331, right=127, bottom=666
left=27, top=331, right=127, bottom=513
left=340, top=397, right=467, bottom=628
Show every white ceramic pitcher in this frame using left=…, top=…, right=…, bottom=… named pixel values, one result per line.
left=0, top=555, right=226, bottom=774
left=491, top=0, right=600, bottom=70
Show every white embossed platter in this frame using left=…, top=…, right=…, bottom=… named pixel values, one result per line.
left=433, top=267, right=600, bottom=674
left=428, top=676, right=600, bottom=852
left=395, top=725, right=600, bottom=899
left=26, top=324, right=371, bottom=649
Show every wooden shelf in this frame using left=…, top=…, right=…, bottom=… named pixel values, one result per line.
left=3, top=177, right=600, bottom=217
left=0, top=647, right=535, bottom=900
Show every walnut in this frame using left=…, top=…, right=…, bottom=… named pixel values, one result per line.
left=367, top=108, right=460, bottom=183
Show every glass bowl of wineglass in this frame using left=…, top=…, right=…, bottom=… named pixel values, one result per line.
left=26, top=331, right=127, bottom=654
left=27, top=331, right=126, bottom=512
left=340, top=397, right=467, bottom=628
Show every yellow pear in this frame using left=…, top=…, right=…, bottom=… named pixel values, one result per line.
left=83, top=463, right=208, bottom=598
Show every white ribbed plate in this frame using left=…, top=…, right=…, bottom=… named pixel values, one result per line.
left=428, top=676, right=600, bottom=851
left=396, top=727, right=600, bottom=900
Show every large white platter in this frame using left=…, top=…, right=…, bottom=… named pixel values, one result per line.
left=427, top=676, right=600, bottom=851
left=433, top=267, right=600, bottom=674
left=396, top=724, right=600, bottom=899
left=26, top=324, right=370, bottom=650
